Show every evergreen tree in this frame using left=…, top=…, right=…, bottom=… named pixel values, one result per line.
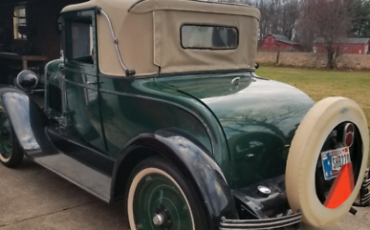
left=352, top=0, right=370, bottom=37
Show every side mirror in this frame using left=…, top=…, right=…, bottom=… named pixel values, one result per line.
left=255, top=63, right=260, bottom=69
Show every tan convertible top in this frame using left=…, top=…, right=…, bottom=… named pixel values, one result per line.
left=62, top=0, right=260, bottom=76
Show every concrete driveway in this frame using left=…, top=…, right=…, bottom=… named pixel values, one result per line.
left=1, top=158, right=369, bottom=230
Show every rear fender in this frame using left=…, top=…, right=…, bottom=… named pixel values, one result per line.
left=0, top=86, right=53, bottom=157
left=111, top=129, right=237, bottom=229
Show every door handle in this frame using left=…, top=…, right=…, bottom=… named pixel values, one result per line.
left=85, top=81, right=103, bottom=86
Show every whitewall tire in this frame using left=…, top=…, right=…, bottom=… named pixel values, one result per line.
left=286, top=97, right=369, bottom=228
left=125, top=157, right=209, bottom=230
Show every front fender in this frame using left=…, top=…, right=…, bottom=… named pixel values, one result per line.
left=0, top=86, right=54, bottom=157
left=111, top=129, right=238, bottom=229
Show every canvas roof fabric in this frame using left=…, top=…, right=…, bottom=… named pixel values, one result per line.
left=62, top=0, right=261, bottom=77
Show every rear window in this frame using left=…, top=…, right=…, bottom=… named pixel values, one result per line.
left=181, top=25, right=238, bottom=50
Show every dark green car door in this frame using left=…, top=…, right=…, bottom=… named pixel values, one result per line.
left=64, top=10, right=106, bottom=153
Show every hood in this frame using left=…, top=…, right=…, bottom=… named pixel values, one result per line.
left=157, top=72, right=314, bottom=187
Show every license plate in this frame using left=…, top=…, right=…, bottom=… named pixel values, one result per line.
left=321, top=147, right=351, bottom=180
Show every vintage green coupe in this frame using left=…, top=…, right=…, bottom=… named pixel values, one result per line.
left=1, top=0, right=369, bottom=229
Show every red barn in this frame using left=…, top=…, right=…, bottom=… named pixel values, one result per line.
left=259, top=34, right=301, bottom=52
left=313, top=38, right=370, bottom=55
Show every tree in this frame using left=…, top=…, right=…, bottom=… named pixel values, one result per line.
left=352, top=0, right=370, bottom=37
left=277, top=0, right=300, bottom=40
left=296, top=0, right=355, bottom=69
left=256, top=0, right=299, bottom=41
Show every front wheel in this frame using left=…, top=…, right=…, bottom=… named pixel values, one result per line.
left=126, top=157, right=209, bottom=230
left=0, top=106, right=23, bottom=168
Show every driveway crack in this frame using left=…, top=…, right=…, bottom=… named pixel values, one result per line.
left=0, top=201, right=98, bottom=228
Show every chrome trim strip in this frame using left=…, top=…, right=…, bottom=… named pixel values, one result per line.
left=98, top=9, right=127, bottom=72
left=220, top=212, right=301, bottom=230
left=354, top=168, right=370, bottom=207
left=64, top=79, right=99, bottom=91
left=361, top=192, right=370, bottom=202
left=362, top=178, right=370, bottom=188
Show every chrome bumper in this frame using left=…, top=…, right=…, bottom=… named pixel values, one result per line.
left=220, top=212, right=302, bottom=230
left=355, top=168, right=370, bottom=207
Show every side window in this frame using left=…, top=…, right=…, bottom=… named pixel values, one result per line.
left=66, top=17, right=94, bottom=64
left=181, top=24, right=238, bottom=50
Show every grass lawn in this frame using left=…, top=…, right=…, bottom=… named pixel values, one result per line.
left=256, top=66, right=370, bottom=164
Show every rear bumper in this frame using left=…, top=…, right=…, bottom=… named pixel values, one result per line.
left=219, top=212, right=302, bottom=230
left=355, top=168, right=370, bottom=207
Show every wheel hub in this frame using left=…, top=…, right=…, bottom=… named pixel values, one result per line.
left=0, top=128, right=9, bottom=139
left=153, top=206, right=173, bottom=228
left=131, top=170, right=194, bottom=230
left=152, top=213, right=165, bottom=226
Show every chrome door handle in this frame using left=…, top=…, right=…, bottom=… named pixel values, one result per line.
left=85, top=81, right=103, bottom=85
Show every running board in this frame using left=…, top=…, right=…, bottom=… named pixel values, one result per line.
left=35, top=154, right=111, bottom=203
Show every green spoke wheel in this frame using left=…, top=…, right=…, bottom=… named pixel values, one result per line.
left=0, top=107, right=23, bottom=168
left=127, top=157, right=209, bottom=230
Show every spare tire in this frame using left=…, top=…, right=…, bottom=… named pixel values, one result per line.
left=286, top=97, right=369, bottom=228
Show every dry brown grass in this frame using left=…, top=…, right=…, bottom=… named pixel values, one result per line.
left=256, top=52, right=370, bottom=70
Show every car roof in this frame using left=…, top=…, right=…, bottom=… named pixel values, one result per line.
left=62, top=0, right=258, bottom=16
left=62, top=0, right=260, bottom=77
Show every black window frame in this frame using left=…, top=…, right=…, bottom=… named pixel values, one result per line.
left=64, top=15, right=96, bottom=67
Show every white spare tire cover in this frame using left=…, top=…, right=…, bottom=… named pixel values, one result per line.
left=286, top=97, right=369, bottom=228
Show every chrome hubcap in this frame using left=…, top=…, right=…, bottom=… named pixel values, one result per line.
left=152, top=213, right=165, bottom=226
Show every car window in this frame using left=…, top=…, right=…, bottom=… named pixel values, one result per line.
left=67, top=17, right=94, bottom=64
left=181, top=25, right=238, bottom=50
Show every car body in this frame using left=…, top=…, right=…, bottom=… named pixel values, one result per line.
left=0, top=0, right=369, bottom=230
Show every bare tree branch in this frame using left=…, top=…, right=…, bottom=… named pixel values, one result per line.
left=296, top=0, right=356, bottom=69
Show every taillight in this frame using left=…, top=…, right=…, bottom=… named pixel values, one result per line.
left=344, top=123, right=355, bottom=147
